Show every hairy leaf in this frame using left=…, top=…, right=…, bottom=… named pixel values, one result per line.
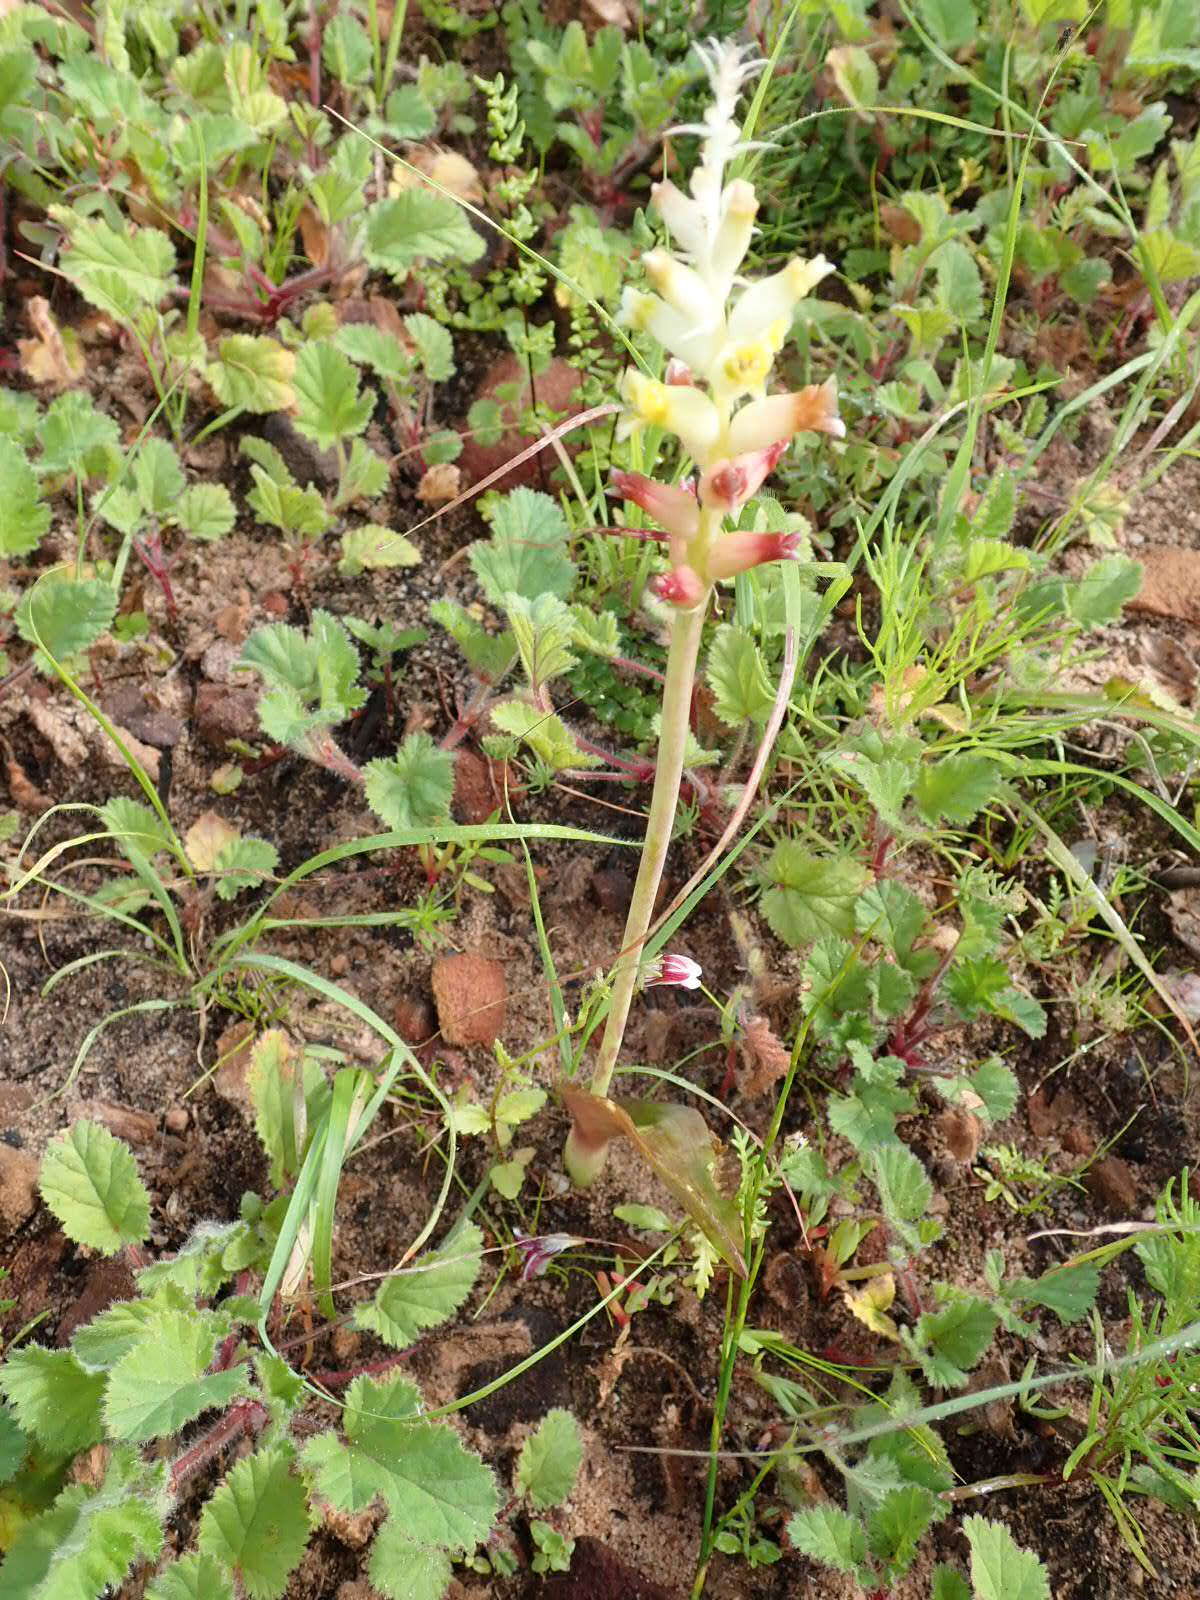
left=17, top=577, right=116, bottom=664
left=0, top=437, right=51, bottom=557
left=37, top=391, right=121, bottom=480
left=198, top=1444, right=310, bottom=1600
left=761, top=843, right=869, bottom=947
left=912, top=755, right=998, bottom=825
left=489, top=699, right=601, bottom=772
left=58, top=215, right=176, bottom=318
left=213, top=836, right=279, bottom=900
left=0, top=1347, right=105, bottom=1454
left=147, top=1553, right=235, bottom=1600
left=506, top=592, right=577, bottom=693
left=903, top=1295, right=998, bottom=1389
left=786, top=1504, right=869, bottom=1581
left=293, top=341, right=373, bottom=451
left=104, top=1310, right=248, bottom=1442
left=354, top=1222, right=483, bottom=1348
left=707, top=624, right=774, bottom=726
left=430, top=599, right=515, bottom=682
left=340, top=524, right=421, bottom=575
left=1067, top=555, right=1142, bottom=626
left=963, top=1515, right=1049, bottom=1600
left=367, top=1521, right=452, bottom=1600
left=404, top=313, right=455, bottom=382
left=365, top=192, right=485, bottom=276
left=132, top=437, right=185, bottom=519
left=207, top=336, right=296, bottom=412
left=472, top=490, right=575, bottom=605
left=334, top=324, right=412, bottom=381
left=515, top=1409, right=583, bottom=1510
left=363, top=733, right=455, bottom=830
left=174, top=482, right=237, bottom=541
left=38, top=1120, right=151, bottom=1254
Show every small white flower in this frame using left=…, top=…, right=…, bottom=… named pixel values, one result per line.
left=645, top=953, right=703, bottom=990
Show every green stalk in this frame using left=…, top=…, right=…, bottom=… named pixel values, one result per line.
left=564, top=579, right=710, bottom=1185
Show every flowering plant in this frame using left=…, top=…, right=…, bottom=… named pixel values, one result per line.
left=565, top=40, right=842, bottom=1188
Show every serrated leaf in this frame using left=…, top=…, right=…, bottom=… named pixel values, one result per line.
left=761, top=843, right=870, bottom=947
left=0, top=1405, right=27, bottom=1484
left=707, top=624, right=774, bottom=726
left=364, top=192, right=485, bottom=277
left=334, top=323, right=412, bottom=381
left=430, top=598, right=515, bottom=682
left=207, top=335, right=296, bottom=412
left=570, top=606, right=620, bottom=658
left=340, top=523, right=421, bottom=575
left=185, top=810, right=240, bottom=872
left=174, top=482, right=236, bottom=540
left=516, top=1409, right=583, bottom=1510
left=868, top=1483, right=939, bottom=1578
left=322, top=12, right=372, bottom=82
left=368, top=1522, right=452, bottom=1600
left=903, top=1295, right=998, bottom=1389
left=37, top=391, right=121, bottom=480
left=404, top=313, right=455, bottom=382
left=17, top=577, right=116, bottom=664
left=240, top=435, right=295, bottom=488
left=246, top=465, right=331, bottom=539
left=913, top=755, right=998, bottom=825
left=932, top=1566, right=972, bottom=1600
left=1009, top=1262, right=1099, bottom=1325
left=198, top=1445, right=310, bottom=1600
left=104, top=1311, right=248, bottom=1442
left=0, top=1449, right=162, bottom=1600
left=147, top=1553, right=235, bottom=1600
left=354, top=1222, right=483, bottom=1348
left=336, top=438, right=390, bottom=506
left=472, top=489, right=575, bottom=605
left=0, top=437, right=51, bottom=557
left=1067, top=555, right=1142, bottom=626
left=935, top=240, right=983, bottom=320
left=71, top=1288, right=190, bottom=1370
left=786, top=1504, right=869, bottom=1580
left=854, top=880, right=927, bottom=960
left=965, top=1058, right=1019, bottom=1122
left=0, top=1347, right=105, bottom=1454
left=963, top=1514, right=1050, bottom=1600
left=970, top=471, right=1016, bottom=541
left=845, top=1273, right=899, bottom=1339
left=506, top=592, right=577, bottom=693
left=363, top=733, right=455, bottom=830
left=302, top=1374, right=497, bottom=1549
left=1140, top=229, right=1200, bottom=284
left=58, top=216, right=176, bottom=318
left=213, top=836, right=279, bottom=900
left=240, top=612, right=365, bottom=725
left=489, top=699, right=601, bottom=771
left=38, top=1120, right=150, bottom=1254
left=293, top=341, right=373, bottom=451
left=132, top=437, right=185, bottom=518
left=138, top=1220, right=249, bottom=1297
left=871, top=1142, right=932, bottom=1223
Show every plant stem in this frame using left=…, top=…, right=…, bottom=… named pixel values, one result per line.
left=565, top=592, right=709, bottom=1183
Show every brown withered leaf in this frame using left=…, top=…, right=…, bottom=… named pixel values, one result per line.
left=560, top=1083, right=746, bottom=1275
left=417, top=462, right=461, bottom=504
left=937, top=1106, right=981, bottom=1165
left=18, top=297, right=85, bottom=390
left=739, top=1013, right=791, bottom=1096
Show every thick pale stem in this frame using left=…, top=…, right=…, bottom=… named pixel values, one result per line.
left=564, top=581, right=710, bottom=1187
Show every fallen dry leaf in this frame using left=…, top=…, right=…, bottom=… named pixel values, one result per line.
left=184, top=810, right=240, bottom=873
left=18, top=297, right=85, bottom=390
left=937, top=1105, right=982, bottom=1165
left=431, top=953, right=507, bottom=1047
left=1166, top=889, right=1200, bottom=959
left=738, top=1012, right=791, bottom=1096
left=417, top=462, right=461, bottom=504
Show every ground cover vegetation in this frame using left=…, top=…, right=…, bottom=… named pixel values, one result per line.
left=1, top=0, right=1200, bottom=1596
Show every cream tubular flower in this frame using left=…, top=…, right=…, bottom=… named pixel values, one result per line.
left=727, top=379, right=845, bottom=455
left=618, top=370, right=722, bottom=466
left=727, top=255, right=835, bottom=343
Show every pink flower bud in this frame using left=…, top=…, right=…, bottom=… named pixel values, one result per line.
left=610, top=471, right=700, bottom=540
left=645, top=953, right=703, bottom=990
left=650, top=565, right=707, bottom=608
left=699, top=440, right=788, bottom=513
left=708, top=529, right=805, bottom=581
left=664, top=359, right=695, bottom=386
left=513, top=1231, right=581, bottom=1280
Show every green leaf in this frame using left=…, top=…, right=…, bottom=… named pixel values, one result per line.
left=213, top=836, right=279, bottom=900
left=336, top=437, right=390, bottom=506
left=1140, top=229, right=1200, bottom=284
left=489, top=699, right=601, bottom=771
left=854, top=881, right=927, bottom=961
left=761, top=843, right=870, bottom=946
left=71, top=1288, right=190, bottom=1370
left=322, top=12, right=372, bottom=83
left=293, top=341, right=373, bottom=451
left=246, top=1031, right=328, bottom=1187
left=104, top=1311, right=248, bottom=1442
left=867, top=1483, right=939, bottom=1577
left=932, top=1566, right=972, bottom=1600
left=1067, top=555, right=1142, bottom=626
left=515, top=1409, right=583, bottom=1510
left=903, top=1296, right=998, bottom=1389
left=240, top=612, right=365, bottom=721
left=786, top=1504, right=869, bottom=1580
left=613, top=1203, right=674, bottom=1231
left=340, top=523, right=421, bottom=576
left=382, top=85, right=437, bottom=141
left=0, top=1405, right=27, bottom=1484
left=333, top=324, right=411, bottom=383
left=207, top=335, right=296, bottom=413
left=198, top=1445, right=311, bottom=1600
left=430, top=598, right=515, bottom=681
left=147, top=1553, right=235, bottom=1600
left=363, top=733, right=455, bottom=831
left=707, top=624, right=774, bottom=726
left=246, top=466, right=331, bottom=539
left=0, top=1347, right=105, bottom=1453
left=963, top=1514, right=1050, bottom=1600
left=354, top=1222, right=483, bottom=1348
left=368, top=1526, right=452, bottom=1600
left=913, top=755, right=998, bottom=825
left=58, top=215, right=176, bottom=318
left=970, top=470, right=1016, bottom=541
left=404, top=313, right=455, bottom=382
left=0, top=1449, right=162, bottom=1600
left=37, top=391, right=121, bottom=480
left=1009, top=1262, right=1099, bottom=1324
left=38, top=1120, right=150, bottom=1255
left=871, top=1142, right=933, bottom=1223
left=935, top=240, right=983, bottom=321
left=239, top=435, right=294, bottom=488
left=133, top=437, right=185, bottom=519
left=964, top=1058, right=1019, bottom=1122
left=0, top=437, right=51, bottom=557
left=915, top=0, right=977, bottom=51
left=302, top=1373, right=498, bottom=1549
left=174, top=482, right=237, bottom=541
left=472, top=489, right=575, bottom=604
left=364, top=192, right=485, bottom=277
left=16, top=577, right=116, bottom=665
left=506, top=592, right=577, bottom=693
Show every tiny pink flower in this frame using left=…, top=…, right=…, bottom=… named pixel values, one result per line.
left=664, top=358, right=696, bottom=386
left=699, top=439, right=789, bottom=513
left=513, top=1231, right=580, bottom=1280
left=708, top=529, right=804, bottom=581
left=650, top=565, right=707, bottom=608
left=610, top=471, right=700, bottom=540
left=646, top=952, right=703, bottom=990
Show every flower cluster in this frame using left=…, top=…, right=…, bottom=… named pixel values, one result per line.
left=615, top=41, right=843, bottom=607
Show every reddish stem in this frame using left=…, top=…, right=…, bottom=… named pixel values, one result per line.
left=308, top=1349, right=415, bottom=1390
left=169, top=1399, right=268, bottom=1493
